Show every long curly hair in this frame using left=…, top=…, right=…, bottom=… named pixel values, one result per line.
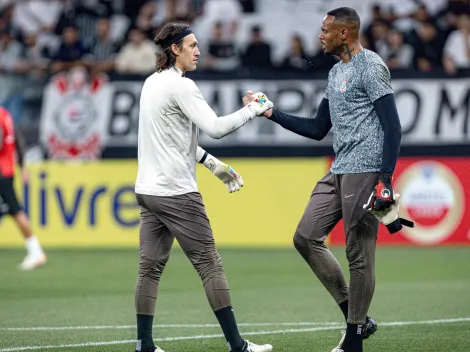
left=154, top=22, right=190, bottom=72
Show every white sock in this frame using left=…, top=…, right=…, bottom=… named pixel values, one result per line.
left=25, top=236, right=43, bottom=256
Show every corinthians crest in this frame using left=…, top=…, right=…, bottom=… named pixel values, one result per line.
left=40, top=67, right=112, bottom=159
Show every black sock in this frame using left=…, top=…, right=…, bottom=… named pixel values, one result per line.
left=214, top=306, right=245, bottom=351
left=136, top=314, right=155, bottom=351
left=342, top=323, right=363, bottom=352
left=339, top=300, right=348, bottom=321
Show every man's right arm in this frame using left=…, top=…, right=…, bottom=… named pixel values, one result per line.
left=175, top=79, right=264, bottom=139
left=267, top=98, right=332, bottom=141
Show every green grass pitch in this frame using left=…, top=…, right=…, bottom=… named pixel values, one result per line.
left=0, top=246, right=469, bottom=351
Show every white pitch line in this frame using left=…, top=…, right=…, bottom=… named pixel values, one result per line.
left=0, top=322, right=341, bottom=332
left=379, top=317, right=470, bottom=326
left=0, top=327, right=343, bottom=352
left=0, top=317, right=469, bottom=352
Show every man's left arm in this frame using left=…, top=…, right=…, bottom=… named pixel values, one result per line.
left=15, top=128, right=28, bottom=181
left=374, top=94, right=402, bottom=177
left=363, top=64, right=402, bottom=211
left=196, top=146, right=244, bottom=193
left=370, top=93, right=402, bottom=211
left=15, top=128, right=26, bottom=170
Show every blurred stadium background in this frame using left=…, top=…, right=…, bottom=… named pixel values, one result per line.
left=0, top=0, right=469, bottom=351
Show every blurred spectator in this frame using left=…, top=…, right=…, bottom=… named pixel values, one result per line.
left=239, top=0, right=255, bottom=13
left=115, top=28, right=156, bottom=75
left=166, top=0, right=199, bottom=23
left=241, top=25, right=273, bottom=70
left=21, top=34, right=50, bottom=78
left=197, top=0, right=242, bottom=44
left=122, top=0, right=149, bottom=22
left=204, top=22, right=239, bottom=71
left=203, top=0, right=243, bottom=24
left=142, top=0, right=203, bottom=36
left=446, top=0, right=470, bottom=16
left=133, top=1, right=158, bottom=39
left=54, top=0, right=75, bottom=34
left=443, top=13, right=470, bottom=75
left=419, top=0, right=448, bottom=16
left=426, top=0, right=464, bottom=34
left=11, top=0, right=62, bottom=36
left=280, top=34, right=310, bottom=71
left=0, top=28, right=27, bottom=124
left=369, top=19, right=390, bottom=53
left=55, top=0, right=113, bottom=49
left=378, top=28, right=414, bottom=69
left=381, top=0, right=431, bottom=31
left=83, top=17, right=119, bottom=76
left=0, top=4, right=14, bottom=33
left=413, top=4, right=434, bottom=24
left=0, top=0, right=12, bottom=11
left=411, top=21, right=446, bottom=72
left=10, top=0, right=61, bottom=62
left=363, top=4, right=390, bottom=46
left=0, top=29, right=25, bottom=74
left=51, top=26, right=86, bottom=74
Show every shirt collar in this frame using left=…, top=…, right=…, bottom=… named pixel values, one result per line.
left=172, top=66, right=185, bottom=77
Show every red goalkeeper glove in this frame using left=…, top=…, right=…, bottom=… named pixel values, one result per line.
left=364, top=174, right=395, bottom=212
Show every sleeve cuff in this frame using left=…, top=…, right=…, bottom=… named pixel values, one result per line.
left=380, top=173, right=392, bottom=183
left=196, top=146, right=208, bottom=163
left=267, top=109, right=278, bottom=122
left=199, top=151, right=208, bottom=164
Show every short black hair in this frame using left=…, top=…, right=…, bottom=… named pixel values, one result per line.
left=327, top=7, right=361, bottom=27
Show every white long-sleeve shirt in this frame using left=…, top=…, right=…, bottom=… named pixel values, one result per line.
left=135, top=66, right=255, bottom=196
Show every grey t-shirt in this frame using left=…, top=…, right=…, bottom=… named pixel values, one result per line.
left=326, top=49, right=393, bottom=174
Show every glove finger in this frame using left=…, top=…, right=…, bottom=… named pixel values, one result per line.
left=236, top=173, right=244, bottom=187
left=229, top=181, right=236, bottom=193
left=227, top=165, right=238, bottom=179
left=373, top=200, right=384, bottom=212
left=232, top=180, right=240, bottom=192
left=225, top=182, right=232, bottom=193
left=394, top=193, right=401, bottom=211
left=374, top=201, right=391, bottom=212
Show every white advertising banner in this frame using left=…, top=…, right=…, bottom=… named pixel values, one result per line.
left=40, top=77, right=470, bottom=151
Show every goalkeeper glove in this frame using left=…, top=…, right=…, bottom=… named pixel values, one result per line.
left=245, top=92, right=273, bottom=116
left=364, top=193, right=415, bottom=234
left=200, top=153, right=244, bottom=193
left=364, top=174, right=395, bottom=212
